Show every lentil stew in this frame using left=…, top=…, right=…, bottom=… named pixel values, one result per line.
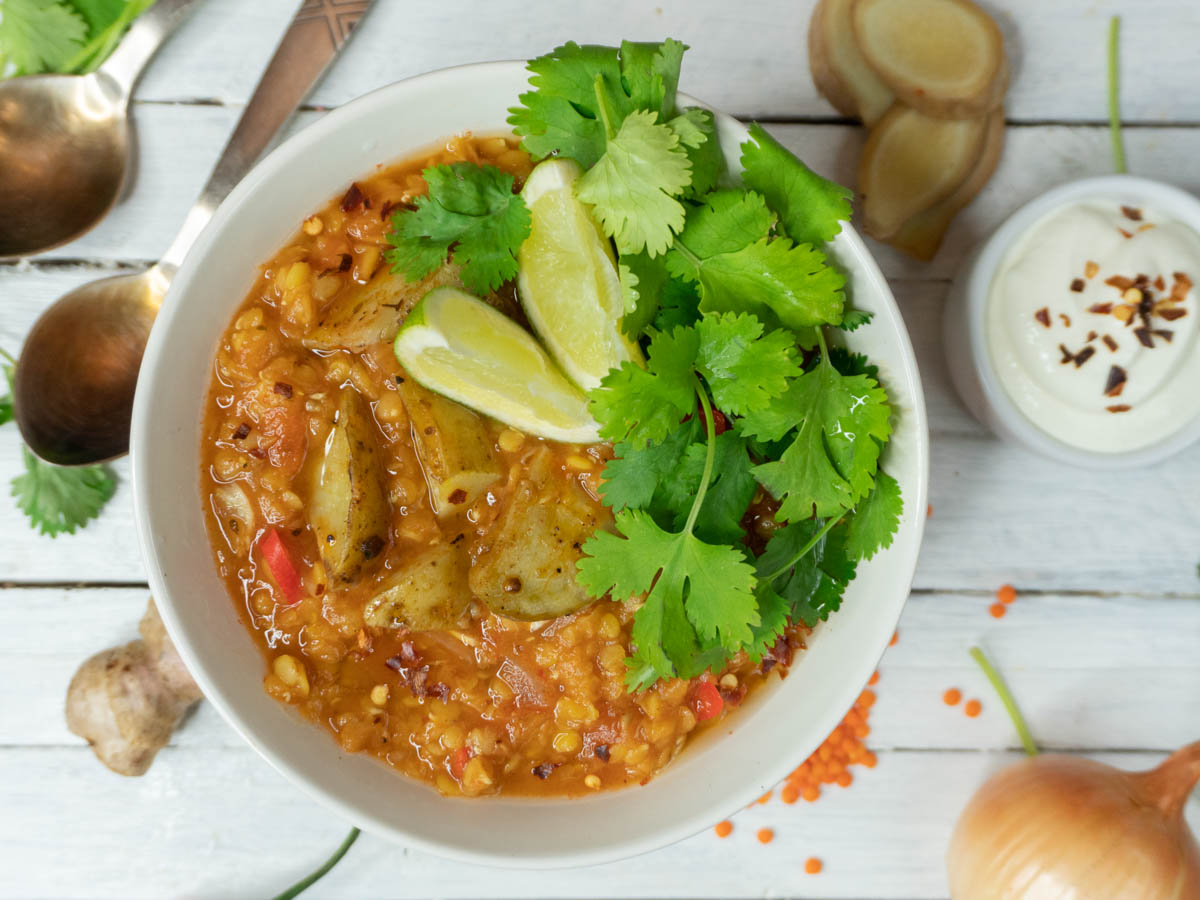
left=200, top=134, right=803, bottom=798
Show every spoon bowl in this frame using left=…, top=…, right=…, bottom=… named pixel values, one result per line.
left=0, top=72, right=129, bottom=258
left=14, top=268, right=166, bottom=465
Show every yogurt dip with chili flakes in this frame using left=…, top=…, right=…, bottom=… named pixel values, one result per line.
left=985, top=200, right=1200, bottom=453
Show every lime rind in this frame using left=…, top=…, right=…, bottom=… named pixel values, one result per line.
left=394, top=287, right=601, bottom=444
left=517, top=158, right=643, bottom=391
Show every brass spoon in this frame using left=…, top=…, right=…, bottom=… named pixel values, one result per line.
left=0, top=0, right=205, bottom=259
left=14, top=0, right=376, bottom=466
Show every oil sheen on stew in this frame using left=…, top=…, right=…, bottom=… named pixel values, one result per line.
left=200, top=134, right=804, bottom=798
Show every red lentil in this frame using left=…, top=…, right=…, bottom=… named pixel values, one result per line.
left=964, top=699, right=983, bottom=718
left=714, top=820, right=733, bottom=838
left=989, top=602, right=1008, bottom=619
left=805, top=857, right=824, bottom=874
left=756, top=828, right=775, bottom=844
left=997, top=584, right=1018, bottom=604
left=943, top=688, right=963, bottom=706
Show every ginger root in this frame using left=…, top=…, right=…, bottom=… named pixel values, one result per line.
left=66, top=599, right=202, bottom=776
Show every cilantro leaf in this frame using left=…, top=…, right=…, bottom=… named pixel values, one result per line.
left=743, top=350, right=892, bottom=519
left=577, top=509, right=758, bottom=688
left=386, top=162, right=530, bottom=293
left=666, top=193, right=845, bottom=328
left=507, top=40, right=686, bottom=169
left=758, top=518, right=856, bottom=628
left=576, top=109, right=691, bottom=258
left=0, top=0, right=87, bottom=75
left=653, top=276, right=702, bottom=331
left=600, top=418, right=699, bottom=514
left=838, top=308, right=874, bottom=332
left=12, top=448, right=115, bottom=536
left=739, top=122, right=852, bottom=247
left=618, top=251, right=669, bottom=337
left=668, top=107, right=724, bottom=198
left=689, top=237, right=845, bottom=330
left=618, top=38, right=685, bottom=120
left=746, top=581, right=791, bottom=662
left=695, top=312, right=801, bottom=417
left=666, top=190, right=772, bottom=262
left=665, top=431, right=757, bottom=544
left=0, top=362, right=13, bottom=426
left=588, top=326, right=698, bottom=449
left=843, top=469, right=903, bottom=562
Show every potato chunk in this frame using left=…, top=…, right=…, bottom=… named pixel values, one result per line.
left=303, top=265, right=464, bottom=352
left=308, top=390, right=390, bottom=582
left=397, top=379, right=503, bottom=516
left=469, top=449, right=604, bottom=621
left=363, top=542, right=470, bottom=631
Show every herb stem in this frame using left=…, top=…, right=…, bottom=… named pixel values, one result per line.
left=593, top=73, right=616, bottom=141
left=764, top=514, right=840, bottom=582
left=969, top=646, right=1038, bottom=757
left=269, top=827, right=361, bottom=900
left=683, top=375, right=717, bottom=537
left=0, top=347, right=15, bottom=366
left=1107, top=16, right=1127, bottom=175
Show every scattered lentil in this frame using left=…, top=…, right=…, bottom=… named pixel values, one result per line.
left=989, top=602, right=1008, bottom=619
left=996, top=584, right=1017, bottom=604
left=805, top=857, right=824, bottom=875
left=964, top=699, right=983, bottom=718
left=756, top=828, right=775, bottom=844
left=714, top=821, right=733, bottom=838
left=943, top=688, right=963, bottom=706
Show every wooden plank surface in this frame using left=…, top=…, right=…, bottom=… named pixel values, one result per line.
left=3, top=0, right=1200, bottom=897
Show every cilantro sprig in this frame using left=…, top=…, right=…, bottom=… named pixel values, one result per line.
left=0, top=351, right=116, bottom=536
left=385, top=162, right=531, bottom=293
left=0, top=0, right=156, bottom=77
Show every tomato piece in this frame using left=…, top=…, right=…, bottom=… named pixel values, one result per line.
left=690, top=680, right=724, bottom=722
left=260, top=528, right=304, bottom=606
left=450, top=746, right=472, bottom=779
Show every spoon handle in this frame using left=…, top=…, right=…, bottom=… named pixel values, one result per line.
left=159, top=0, right=377, bottom=272
left=97, top=0, right=206, bottom=98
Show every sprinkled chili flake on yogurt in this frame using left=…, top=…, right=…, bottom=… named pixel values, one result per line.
left=987, top=200, right=1200, bottom=452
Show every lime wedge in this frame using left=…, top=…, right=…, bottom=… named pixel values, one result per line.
left=394, top=287, right=600, bottom=444
left=518, top=158, right=643, bottom=391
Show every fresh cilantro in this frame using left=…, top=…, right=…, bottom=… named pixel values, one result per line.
left=12, top=447, right=115, bottom=536
left=0, top=0, right=87, bottom=75
left=589, top=326, right=698, bottom=449
left=618, top=251, right=669, bottom=336
left=653, top=277, right=701, bottom=332
left=739, top=122, right=852, bottom=247
left=386, top=162, right=530, bottom=294
left=0, top=361, right=13, bottom=426
left=666, top=192, right=845, bottom=328
left=576, top=107, right=691, bottom=258
left=838, top=308, right=874, bottom=332
left=695, top=312, right=801, bottom=416
left=757, top=517, right=855, bottom=628
left=843, top=469, right=903, bottom=562
left=665, top=431, right=757, bottom=544
left=579, top=386, right=760, bottom=690
left=507, top=39, right=686, bottom=169
left=742, top=333, right=891, bottom=520
left=668, top=107, right=725, bottom=198
left=600, top=418, right=700, bottom=514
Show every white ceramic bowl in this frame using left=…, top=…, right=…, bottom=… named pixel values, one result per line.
left=131, top=61, right=929, bottom=867
left=944, top=174, right=1200, bottom=468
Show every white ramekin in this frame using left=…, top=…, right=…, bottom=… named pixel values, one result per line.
left=944, top=174, right=1200, bottom=468
left=131, top=61, right=929, bottom=867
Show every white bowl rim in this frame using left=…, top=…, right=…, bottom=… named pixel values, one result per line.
left=131, top=58, right=929, bottom=868
left=957, top=173, right=1200, bottom=469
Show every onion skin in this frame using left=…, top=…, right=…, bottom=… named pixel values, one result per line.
left=947, top=744, right=1200, bottom=899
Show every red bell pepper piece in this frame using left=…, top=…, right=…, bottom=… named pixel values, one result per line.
left=690, top=680, right=724, bottom=722
left=260, top=528, right=304, bottom=606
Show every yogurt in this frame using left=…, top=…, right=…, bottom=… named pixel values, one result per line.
left=986, top=200, right=1200, bottom=453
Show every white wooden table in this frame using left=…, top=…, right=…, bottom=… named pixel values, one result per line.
left=3, top=1, right=1200, bottom=897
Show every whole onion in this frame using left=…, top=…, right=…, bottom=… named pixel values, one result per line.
left=947, top=742, right=1200, bottom=898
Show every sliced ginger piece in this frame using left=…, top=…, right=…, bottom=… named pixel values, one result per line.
left=858, top=104, right=989, bottom=240
left=853, top=0, right=1008, bottom=119
left=66, top=599, right=202, bottom=776
left=808, top=0, right=895, bottom=125
left=889, top=106, right=1006, bottom=260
